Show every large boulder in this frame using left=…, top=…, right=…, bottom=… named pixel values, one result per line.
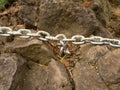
left=72, top=44, right=120, bottom=90
left=72, top=44, right=109, bottom=90
left=9, top=59, right=73, bottom=90
left=0, top=0, right=112, bottom=37
left=19, top=0, right=112, bottom=37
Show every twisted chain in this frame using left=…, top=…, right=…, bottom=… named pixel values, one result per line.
left=0, top=27, right=120, bottom=55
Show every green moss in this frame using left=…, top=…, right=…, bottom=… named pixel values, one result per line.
left=0, top=0, right=8, bottom=9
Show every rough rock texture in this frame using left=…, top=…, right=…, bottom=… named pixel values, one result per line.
left=47, top=59, right=73, bottom=90
left=0, top=40, right=73, bottom=90
left=72, top=44, right=107, bottom=90
left=0, top=0, right=112, bottom=37
left=72, top=44, right=120, bottom=90
left=90, top=0, right=111, bottom=26
left=0, top=53, right=26, bottom=90
left=19, top=0, right=112, bottom=37
left=0, top=0, right=120, bottom=90
left=109, top=0, right=120, bottom=6
left=79, top=44, right=110, bottom=65
left=4, top=38, right=56, bottom=65
left=9, top=59, right=73, bottom=90
left=73, top=61, right=108, bottom=90
left=98, top=49, right=120, bottom=84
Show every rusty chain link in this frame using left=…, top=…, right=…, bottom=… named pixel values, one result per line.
left=0, top=27, right=120, bottom=55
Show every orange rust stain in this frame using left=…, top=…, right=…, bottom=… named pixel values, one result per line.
left=82, top=1, right=91, bottom=7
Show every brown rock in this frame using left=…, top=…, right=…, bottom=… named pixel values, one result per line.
left=90, top=0, right=111, bottom=26
left=4, top=38, right=56, bottom=65
left=0, top=0, right=112, bottom=38
left=12, top=61, right=48, bottom=90
left=0, top=16, right=10, bottom=26
left=38, top=0, right=111, bottom=37
left=98, top=49, right=120, bottom=84
left=73, top=61, right=108, bottom=90
left=18, top=0, right=112, bottom=38
left=10, top=59, right=73, bottom=90
left=20, top=5, right=38, bottom=29
left=0, top=53, right=26, bottom=90
left=108, top=84, right=120, bottom=90
left=47, top=59, right=73, bottom=90
left=109, top=0, right=120, bottom=6
left=0, top=53, right=72, bottom=90
left=80, top=44, right=109, bottom=65
left=1, top=0, right=119, bottom=90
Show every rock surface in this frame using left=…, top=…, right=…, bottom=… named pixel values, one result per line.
left=0, top=0, right=120, bottom=90
left=9, top=59, right=73, bottom=90
left=4, top=38, right=56, bottom=65
left=19, top=0, right=112, bottom=37
left=98, top=49, right=120, bottom=84
left=73, top=61, right=108, bottom=90
left=72, top=44, right=120, bottom=90
left=90, top=0, right=111, bottom=26
left=0, top=53, right=26, bottom=90
left=0, top=38, right=73, bottom=90
left=0, top=0, right=112, bottom=37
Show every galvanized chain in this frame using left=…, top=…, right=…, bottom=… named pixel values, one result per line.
left=0, top=27, right=120, bottom=55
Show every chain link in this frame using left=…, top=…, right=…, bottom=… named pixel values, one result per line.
left=71, top=35, right=85, bottom=44
left=0, top=27, right=120, bottom=55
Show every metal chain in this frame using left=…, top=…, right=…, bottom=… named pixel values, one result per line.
left=0, top=27, right=120, bottom=55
